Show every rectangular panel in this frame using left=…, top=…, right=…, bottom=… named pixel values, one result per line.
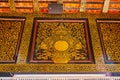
left=97, top=19, right=120, bottom=64
left=28, top=18, right=94, bottom=64
left=0, top=17, right=25, bottom=63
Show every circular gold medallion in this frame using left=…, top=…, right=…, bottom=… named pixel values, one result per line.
left=54, top=40, right=69, bottom=51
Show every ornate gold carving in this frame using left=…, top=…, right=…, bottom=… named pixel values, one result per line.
left=0, top=13, right=119, bottom=72
left=33, top=21, right=91, bottom=63
left=98, top=22, right=120, bottom=62
left=0, top=20, right=22, bottom=62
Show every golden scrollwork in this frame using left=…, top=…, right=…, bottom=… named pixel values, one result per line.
left=0, top=20, right=21, bottom=61
left=100, top=23, right=120, bottom=61
left=0, top=13, right=119, bottom=72
left=34, top=22, right=88, bottom=63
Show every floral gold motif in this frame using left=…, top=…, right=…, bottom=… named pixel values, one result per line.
left=0, top=20, right=23, bottom=62
left=30, top=19, right=94, bottom=64
left=98, top=20, right=120, bottom=63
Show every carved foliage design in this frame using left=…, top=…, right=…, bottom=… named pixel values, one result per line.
left=98, top=21, right=120, bottom=63
left=32, top=21, right=92, bottom=63
left=0, top=19, right=23, bottom=62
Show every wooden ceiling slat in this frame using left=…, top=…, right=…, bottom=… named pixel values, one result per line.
left=64, top=9, right=79, bottom=13
left=0, top=0, right=10, bottom=13
left=14, top=0, right=33, bottom=2
left=85, top=4, right=103, bottom=8
left=0, top=2, right=9, bottom=7
left=64, top=8, right=79, bottom=10
left=85, top=8, right=102, bottom=10
left=85, top=10, right=102, bottom=13
left=38, top=0, right=80, bottom=3
left=14, top=0, right=34, bottom=13
left=38, top=0, right=57, bottom=2
left=0, top=0, right=8, bottom=2
left=38, top=0, right=57, bottom=3
left=86, top=0, right=104, bottom=2
left=86, top=2, right=104, bottom=4
left=16, top=8, right=33, bottom=13
left=63, top=0, right=80, bottom=3
left=0, top=8, right=10, bottom=12
left=109, top=4, right=120, bottom=9
left=0, top=0, right=118, bottom=14
left=15, top=3, right=33, bottom=7
left=63, top=3, right=80, bottom=8
left=40, top=8, right=48, bottom=13
left=39, top=3, right=48, bottom=8
left=16, top=7, right=33, bottom=9
left=108, top=9, right=120, bottom=14
left=110, top=0, right=120, bottom=2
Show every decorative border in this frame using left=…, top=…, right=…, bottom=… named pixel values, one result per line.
left=97, top=19, right=120, bottom=64
left=0, top=17, right=25, bottom=63
left=28, top=18, right=94, bottom=64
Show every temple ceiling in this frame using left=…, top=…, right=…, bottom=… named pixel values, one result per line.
left=0, top=0, right=119, bottom=14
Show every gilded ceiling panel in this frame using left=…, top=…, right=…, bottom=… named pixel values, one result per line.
left=97, top=19, right=120, bottom=64
left=28, top=18, right=94, bottom=64
left=0, top=17, right=25, bottom=63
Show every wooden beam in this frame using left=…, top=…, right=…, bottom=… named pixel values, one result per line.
left=33, top=0, right=39, bottom=13
left=80, top=0, right=86, bottom=12
left=8, top=0, right=16, bottom=12
left=102, top=0, right=110, bottom=13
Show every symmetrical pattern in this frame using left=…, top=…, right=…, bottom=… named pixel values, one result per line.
left=97, top=19, right=120, bottom=64
left=0, top=17, right=25, bottom=63
left=0, top=13, right=119, bottom=72
left=29, top=18, right=94, bottom=64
